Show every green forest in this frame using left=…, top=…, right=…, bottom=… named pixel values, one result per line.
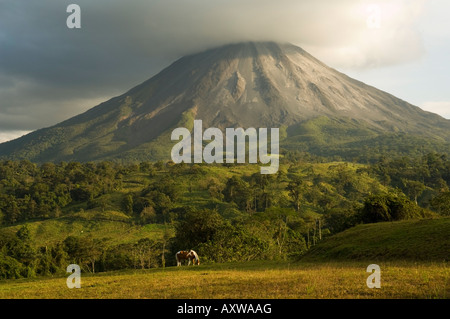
left=1, top=152, right=449, bottom=279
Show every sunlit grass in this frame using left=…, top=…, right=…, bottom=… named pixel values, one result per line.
left=0, top=260, right=447, bottom=299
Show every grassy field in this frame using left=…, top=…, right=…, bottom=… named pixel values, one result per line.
left=1, top=213, right=448, bottom=299
left=0, top=260, right=447, bottom=299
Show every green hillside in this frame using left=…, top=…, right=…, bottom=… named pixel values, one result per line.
left=1, top=153, right=449, bottom=279
left=283, top=117, right=450, bottom=162
left=2, top=211, right=171, bottom=248
left=302, top=217, right=450, bottom=262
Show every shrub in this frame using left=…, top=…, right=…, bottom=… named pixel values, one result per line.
left=0, top=253, right=25, bottom=279
left=360, top=193, right=433, bottom=223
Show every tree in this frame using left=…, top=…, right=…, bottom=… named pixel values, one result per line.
left=223, top=176, right=253, bottom=212
left=132, top=238, right=159, bottom=269
left=149, top=191, right=173, bottom=222
left=287, top=177, right=305, bottom=212
left=250, top=208, right=307, bottom=259
left=402, top=179, right=426, bottom=204
left=161, top=225, right=171, bottom=268
left=0, top=253, right=25, bottom=279
left=153, top=176, right=182, bottom=202
left=430, top=192, right=450, bottom=216
left=8, top=225, right=36, bottom=276
left=323, top=208, right=358, bottom=234
left=249, top=173, right=281, bottom=211
left=360, top=194, right=394, bottom=223
left=206, top=177, right=224, bottom=201
left=122, top=194, right=134, bottom=215
left=63, top=236, right=103, bottom=273
left=174, top=209, right=224, bottom=249
left=63, top=236, right=82, bottom=262
left=80, top=237, right=104, bottom=273
left=3, top=196, right=20, bottom=224
left=264, top=208, right=296, bottom=256
left=360, top=193, right=429, bottom=223
left=140, top=205, right=157, bottom=224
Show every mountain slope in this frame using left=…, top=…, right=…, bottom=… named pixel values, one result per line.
left=1, top=41, right=449, bottom=163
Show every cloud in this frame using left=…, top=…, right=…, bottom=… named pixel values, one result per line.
left=0, top=131, right=32, bottom=144
left=300, top=0, right=427, bottom=69
left=0, top=75, right=115, bottom=131
left=0, top=0, right=431, bottom=138
left=421, top=102, right=450, bottom=119
left=76, top=0, right=427, bottom=69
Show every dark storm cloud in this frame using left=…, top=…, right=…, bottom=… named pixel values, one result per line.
left=0, top=0, right=426, bottom=139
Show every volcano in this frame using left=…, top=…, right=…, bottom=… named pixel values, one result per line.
left=1, top=41, right=449, bottom=162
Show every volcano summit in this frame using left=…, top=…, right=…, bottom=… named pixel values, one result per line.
left=1, top=42, right=449, bottom=163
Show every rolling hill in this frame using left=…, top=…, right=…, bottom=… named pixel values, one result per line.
left=301, top=217, right=450, bottom=262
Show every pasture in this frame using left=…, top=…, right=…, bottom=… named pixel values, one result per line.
left=0, top=260, right=447, bottom=299
left=1, top=217, right=449, bottom=299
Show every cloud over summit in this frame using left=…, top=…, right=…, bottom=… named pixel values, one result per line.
left=0, top=0, right=436, bottom=136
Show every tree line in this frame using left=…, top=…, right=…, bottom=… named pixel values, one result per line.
left=0, top=152, right=449, bottom=279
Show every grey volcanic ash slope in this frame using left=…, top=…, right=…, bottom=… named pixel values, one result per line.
left=1, top=42, right=449, bottom=162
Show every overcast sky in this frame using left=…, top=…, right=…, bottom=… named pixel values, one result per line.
left=1, top=0, right=449, bottom=143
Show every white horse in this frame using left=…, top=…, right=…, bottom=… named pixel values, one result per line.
left=176, top=250, right=200, bottom=266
